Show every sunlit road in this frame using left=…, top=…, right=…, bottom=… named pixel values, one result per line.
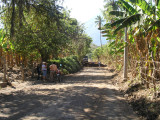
left=0, top=67, right=139, bottom=120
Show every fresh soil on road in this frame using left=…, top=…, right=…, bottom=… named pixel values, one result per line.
left=0, top=67, right=139, bottom=120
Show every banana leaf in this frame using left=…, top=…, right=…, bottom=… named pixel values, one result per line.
left=109, top=41, right=116, bottom=47
left=104, top=23, right=111, bottom=28
left=114, top=14, right=141, bottom=33
left=111, top=18, right=126, bottom=27
left=157, top=0, right=160, bottom=9
left=109, top=10, right=126, bottom=17
left=0, top=30, right=5, bottom=45
left=125, top=0, right=153, bottom=16
left=102, top=34, right=116, bottom=39
left=146, top=19, right=160, bottom=32
left=118, top=0, right=137, bottom=15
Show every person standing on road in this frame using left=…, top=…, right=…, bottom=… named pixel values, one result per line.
left=98, top=61, right=101, bottom=67
left=42, top=62, right=47, bottom=81
left=36, top=63, right=41, bottom=80
left=49, top=62, right=57, bottom=81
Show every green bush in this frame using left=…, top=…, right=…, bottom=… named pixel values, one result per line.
left=48, top=55, right=82, bottom=75
left=62, top=69, right=69, bottom=75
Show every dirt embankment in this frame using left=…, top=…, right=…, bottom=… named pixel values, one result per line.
left=0, top=67, right=139, bottom=120
left=113, top=70, right=160, bottom=120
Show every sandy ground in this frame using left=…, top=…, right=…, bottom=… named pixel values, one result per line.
left=0, top=67, right=139, bottom=120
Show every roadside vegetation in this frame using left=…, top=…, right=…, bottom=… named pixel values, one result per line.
left=0, top=0, right=91, bottom=83
left=91, top=0, right=160, bottom=119
left=1, top=0, right=160, bottom=119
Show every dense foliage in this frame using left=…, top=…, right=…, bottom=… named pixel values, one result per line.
left=95, top=0, right=160, bottom=97
left=49, top=56, right=82, bottom=75
left=0, top=0, right=92, bottom=81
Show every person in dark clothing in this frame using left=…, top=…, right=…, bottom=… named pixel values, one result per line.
left=37, top=64, right=41, bottom=80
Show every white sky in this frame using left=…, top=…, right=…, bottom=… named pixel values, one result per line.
left=63, top=0, right=104, bottom=23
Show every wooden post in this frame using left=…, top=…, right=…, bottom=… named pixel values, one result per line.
left=124, top=27, right=128, bottom=81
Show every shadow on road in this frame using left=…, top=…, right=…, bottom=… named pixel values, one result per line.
left=0, top=67, right=138, bottom=120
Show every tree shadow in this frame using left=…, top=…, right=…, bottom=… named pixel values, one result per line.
left=0, top=67, right=138, bottom=120
left=129, top=97, right=160, bottom=120
left=0, top=86, right=137, bottom=120
left=125, top=83, right=145, bottom=94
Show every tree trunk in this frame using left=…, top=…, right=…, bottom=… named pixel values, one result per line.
left=6, top=51, right=10, bottom=67
left=40, top=52, right=50, bottom=62
left=21, top=63, right=25, bottom=81
left=10, top=52, right=14, bottom=68
left=0, top=46, right=2, bottom=67
left=100, top=30, right=102, bottom=48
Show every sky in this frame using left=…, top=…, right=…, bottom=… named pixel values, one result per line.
left=62, top=0, right=106, bottom=46
left=62, top=0, right=104, bottom=23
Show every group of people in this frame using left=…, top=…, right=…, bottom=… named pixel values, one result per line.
left=37, top=62, right=61, bottom=81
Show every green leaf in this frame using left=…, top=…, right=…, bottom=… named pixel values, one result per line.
left=119, top=0, right=137, bottom=15
left=115, top=47, right=125, bottom=54
left=125, top=0, right=153, bottom=16
left=109, top=41, right=116, bottom=47
left=101, top=30, right=110, bottom=33
left=102, top=34, right=116, bottom=40
left=146, top=19, right=160, bottom=32
left=2, top=42, right=7, bottom=49
left=114, top=14, right=141, bottom=33
left=104, top=23, right=111, bottom=28
left=157, top=37, right=160, bottom=42
left=111, top=18, right=126, bottom=27
left=114, top=25, right=125, bottom=34
left=129, top=34, right=135, bottom=43
left=0, top=30, right=5, bottom=45
left=156, top=0, right=160, bottom=9
left=109, top=10, right=126, bottom=17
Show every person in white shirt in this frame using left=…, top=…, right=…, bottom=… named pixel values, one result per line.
left=42, top=62, right=47, bottom=80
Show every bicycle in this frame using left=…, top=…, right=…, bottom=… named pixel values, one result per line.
left=56, top=69, right=62, bottom=83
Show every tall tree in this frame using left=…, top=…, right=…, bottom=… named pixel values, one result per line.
left=1, top=0, right=63, bottom=37
left=95, top=15, right=104, bottom=48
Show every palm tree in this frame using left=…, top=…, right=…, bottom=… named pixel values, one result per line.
left=95, top=15, right=104, bottom=48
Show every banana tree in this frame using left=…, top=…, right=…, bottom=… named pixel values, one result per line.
left=104, top=1, right=140, bottom=73
left=0, top=29, right=8, bottom=83
left=104, top=0, right=160, bottom=95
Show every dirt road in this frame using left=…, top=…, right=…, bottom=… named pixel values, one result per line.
left=0, top=67, right=139, bottom=120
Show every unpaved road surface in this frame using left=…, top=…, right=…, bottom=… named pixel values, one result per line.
left=0, top=67, right=139, bottom=120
